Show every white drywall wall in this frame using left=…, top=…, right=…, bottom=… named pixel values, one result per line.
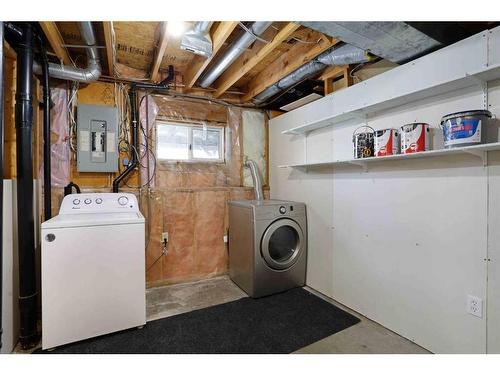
left=269, top=75, right=500, bottom=353
left=1, top=180, right=19, bottom=354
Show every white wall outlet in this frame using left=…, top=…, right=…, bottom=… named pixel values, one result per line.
left=223, top=234, right=228, bottom=243
left=161, top=232, right=169, bottom=243
left=467, top=295, right=483, bottom=318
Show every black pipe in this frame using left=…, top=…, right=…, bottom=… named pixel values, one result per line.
left=14, top=23, right=38, bottom=349
left=112, top=65, right=174, bottom=193
left=38, top=35, right=52, bottom=221
left=1, top=21, right=5, bottom=352
left=112, top=89, right=138, bottom=193
left=64, top=181, right=81, bottom=197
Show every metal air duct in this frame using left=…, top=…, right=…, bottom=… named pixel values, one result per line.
left=198, top=21, right=273, bottom=88
left=33, top=21, right=101, bottom=83
left=245, top=159, right=264, bottom=201
left=253, top=43, right=371, bottom=105
left=300, top=22, right=441, bottom=64
left=181, top=21, right=213, bottom=58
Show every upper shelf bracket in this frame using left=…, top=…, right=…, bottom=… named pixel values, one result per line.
left=465, top=72, right=489, bottom=110
left=462, top=148, right=488, bottom=166
left=348, top=160, right=369, bottom=172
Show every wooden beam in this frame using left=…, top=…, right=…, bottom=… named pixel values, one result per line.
left=102, top=22, right=115, bottom=77
left=213, top=22, right=300, bottom=98
left=3, top=40, right=16, bottom=59
left=183, top=21, right=238, bottom=88
left=323, top=66, right=353, bottom=95
left=39, top=22, right=72, bottom=65
left=241, top=31, right=338, bottom=102
left=150, top=22, right=170, bottom=82
left=318, top=65, right=348, bottom=81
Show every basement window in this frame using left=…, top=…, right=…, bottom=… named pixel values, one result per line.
left=156, top=121, right=225, bottom=162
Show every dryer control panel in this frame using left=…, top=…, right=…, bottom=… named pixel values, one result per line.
left=60, top=193, right=139, bottom=214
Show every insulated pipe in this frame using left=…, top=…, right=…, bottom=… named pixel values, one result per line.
left=38, top=35, right=52, bottom=221
left=245, top=159, right=264, bottom=201
left=14, top=23, right=38, bottom=349
left=112, top=66, right=175, bottom=193
left=198, top=21, right=273, bottom=88
left=33, top=21, right=101, bottom=83
left=1, top=21, right=5, bottom=351
left=253, top=43, right=372, bottom=105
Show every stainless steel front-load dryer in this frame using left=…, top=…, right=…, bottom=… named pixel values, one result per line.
left=228, top=200, right=307, bottom=298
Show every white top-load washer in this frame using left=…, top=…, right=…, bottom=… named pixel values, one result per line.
left=41, top=193, right=146, bottom=350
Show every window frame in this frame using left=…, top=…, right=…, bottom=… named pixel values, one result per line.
left=156, top=120, right=225, bottom=163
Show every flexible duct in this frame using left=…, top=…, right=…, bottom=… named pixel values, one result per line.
left=181, top=21, right=213, bottom=58
left=33, top=21, right=101, bottom=83
left=245, top=159, right=264, bottom=201
left=253, top=43, right=372, bottom=105
left=14, top=23, right=38, bottom=349
left=198, top=21, right=272, bottom=88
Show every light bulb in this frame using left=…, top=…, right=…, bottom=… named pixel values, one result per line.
left=167, top=21, right=187, bottom=37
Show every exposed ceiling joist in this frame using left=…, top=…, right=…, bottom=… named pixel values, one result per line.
left=150, top=22, right=170, bottom=82
left=39, top=22, right=72, bottom=65
left=102, top=22, right=115, bottom=77
left=318, top=65, right=348, bottom=81
left=213, top=22, right=300, bottom=98
left=241, top=31, right=338, bottom=102
left=183, top=21, right=239, bottom=88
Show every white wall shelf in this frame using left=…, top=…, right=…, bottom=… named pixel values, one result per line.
left=278, top=142, right=500, bottom=171
left=282, top=63, right=500, bottom=135
left=278, top=28, right=500, bottom=136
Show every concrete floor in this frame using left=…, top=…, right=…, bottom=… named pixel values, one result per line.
left=15, top=275, right=429, bottom=354
left=146, top=276, right=247, bottom=321
left=147, top=276, right=430, bottom=354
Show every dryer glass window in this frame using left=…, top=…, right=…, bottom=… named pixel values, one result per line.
left=268, top=225, right=299, bottom=262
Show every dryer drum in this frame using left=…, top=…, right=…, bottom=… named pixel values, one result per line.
left=440, top=110, right=492, bottom=148
left=261, top=218, right=304, bottom=271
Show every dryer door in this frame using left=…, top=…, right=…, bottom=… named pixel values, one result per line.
left=261, top=218, right=304, bottom=270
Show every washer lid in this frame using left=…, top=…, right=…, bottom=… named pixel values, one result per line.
left=41, top=212, right=144, bottom=229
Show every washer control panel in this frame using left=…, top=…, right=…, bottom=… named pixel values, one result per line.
left=60, top=193, right=139, bottom=214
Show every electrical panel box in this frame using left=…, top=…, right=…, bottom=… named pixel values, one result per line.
left=77, top=104, right=119, bottom=172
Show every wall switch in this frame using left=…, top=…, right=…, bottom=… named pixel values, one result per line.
left=467, top=295, right=483, bottom=318
left=223, top=234, right=228, bottom=243
left=161, top=232, right=169, bottom=243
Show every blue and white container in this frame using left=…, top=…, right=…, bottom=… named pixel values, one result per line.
left=440, top=110, right=492, bottom=149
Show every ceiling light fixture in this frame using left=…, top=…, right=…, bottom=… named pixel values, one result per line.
left=167, top=21, right=187, bottom=37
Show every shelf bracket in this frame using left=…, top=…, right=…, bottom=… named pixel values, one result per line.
left=465, top=73, right=489, bottom=110
left=463, top=149, right=488, bottom=166
left=348, top=160, right=369, bottom=172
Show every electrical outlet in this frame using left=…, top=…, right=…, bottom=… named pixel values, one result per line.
left=467, top=295, right=483, bottom=318
left=223, top=234, right=228, bottom=243
left=161, top=232, right=169, bottom=243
